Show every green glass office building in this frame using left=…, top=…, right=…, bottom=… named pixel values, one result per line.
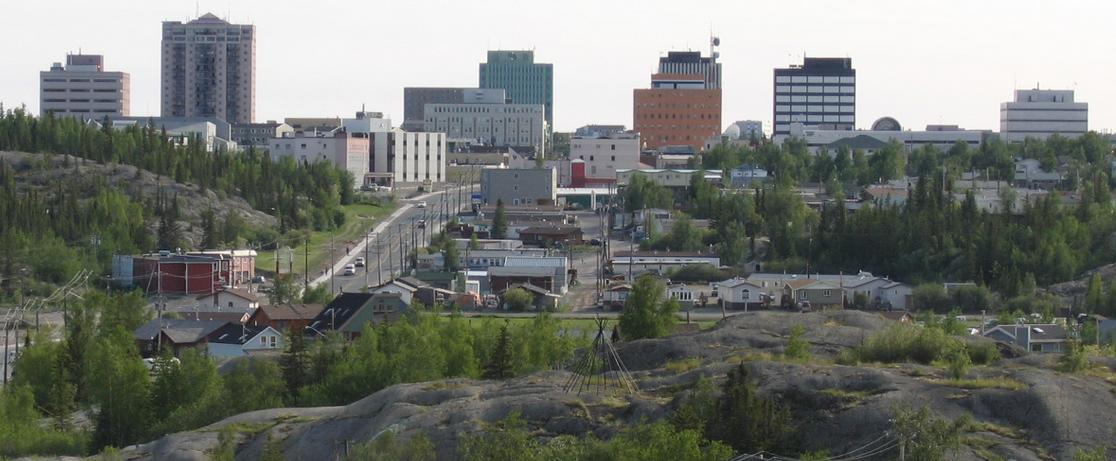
left=479, top=50, right=554, bottom=127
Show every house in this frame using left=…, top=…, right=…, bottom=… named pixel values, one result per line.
left=503, top=256, right=570, bottom=294
left=489, top=266, right=563, bottom=295
left=783, top=280, right=843, bottom=310
left=371, top=277, right=427, bottom=304
left=603, top=283, right=632, bottom=310
left=1013, top=158, right=1063, bottom=189
left=611, top=251, right=721, bottom=277
left=984, top=324, right=1067, bottom=353
left=133, top=318, right=228, bottom=358
left=307, top=292, right=411, bottom=340
left=879, top=311, right=914, bottom=323
left=206, top=324, right=285, bottom=359
left=729, top=165, right=770, bottom=188
left=667, top=283, right=698, bottom=308
left=195, top=288, right=262, bottom=311
left=246, top=303, right=325, bottom=333
left=501, top=283, right=561, bottom=311
left=183, top=311, right=250, bottom=324
left=843, top=276, right=913, bottom=310
left=518, top=226, right=584, bottom=247
left=715, top=278, right=769, bottom=311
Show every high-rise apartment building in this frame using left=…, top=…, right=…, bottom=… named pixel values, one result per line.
left=633, top=72, right=722, bottom=152
left=773, top=57, right=856, bottom=137
left=161, top=13, right=255, bottom=123
left=999, top=89, right=1088, bottom=142
left=40, top=54, right=130, bottom=119
left=479, top=50, right=553, bottom=127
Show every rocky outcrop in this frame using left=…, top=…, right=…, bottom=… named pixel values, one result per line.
left=100, top=312, right=1116, bottom=460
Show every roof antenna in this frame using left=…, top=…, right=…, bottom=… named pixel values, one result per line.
left=195, top=0, right=199, bottom=18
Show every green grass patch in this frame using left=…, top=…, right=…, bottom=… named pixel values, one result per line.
left=929, top=378, right=1026, bottom=391
left=257, top=201, right=397, bottom=277
left=664, top=357, right=702, bottom=373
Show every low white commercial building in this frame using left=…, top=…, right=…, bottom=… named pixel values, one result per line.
left=40, top=54, right=129, bottom=119
left=775, top=119, right=986, bottom=154
left=268, top=129, right=369, bottom=185
left=424, top=102, right=547, bottom=154
left=571, top=130, right=641, bottom=181
left=1000, top=89, right=1088, bottom=142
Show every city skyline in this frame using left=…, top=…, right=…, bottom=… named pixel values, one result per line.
left=2, top=0, right=1113, bottom=134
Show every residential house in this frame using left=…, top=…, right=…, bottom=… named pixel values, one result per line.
left=183, top=311, right=250, bottom=324
left=715, top=278, right=769, bottom=310
left=489, top=266, right=563, bottom=295
left=783, top=279, right=843, bottom=310
left=843, top=276, right=913, bottom=310
left=518, top=226, right=584, bottom=247
left=245, top=304, right=325, bottom=333
left=460, top=249, right=547, bottom=270
left=611, top=251, right=720, bottom=277
left=501, top=283, right=561, bottom=311
left=879, top=311, right=915, bottom=323
left=667, top=283, right=698, bottom=308
left=307, top=292, right=411, bottom=340
left=984, top=324, right=1068, bottom=353
left=603, top=283, right=632, bottom=310
left=371, top=277, right=427, bottom=304
left=195, top=288, right=262, bottom=311
left=206, top=324, right=284, bottom=359
left=133, top=318, right=228, bottom=358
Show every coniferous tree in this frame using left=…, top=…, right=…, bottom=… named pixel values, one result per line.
left=280, top=327, right=310, bottom=400
left=492, top=199, right=508, bottom=239
left=483, top=324, right=513, bottom=380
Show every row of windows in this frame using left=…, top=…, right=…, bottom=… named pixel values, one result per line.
left=635, top=124, right=720, bottom=131
left=428, top=106, right=541, bottom=114
left=43, top=78, right=120, bottom=83
left=637, top=93, right=720, bottom=100
left=636, top=112, right=719, bottom=120
left=635, top=103, right=720, bottom=109
left=775, top=95, right=855, bottom=103
left=775, top=75, right=854, bottom=84
left=775, top=114, right=855, bottom=123
left=774, top=85, right=855, bottom=94
left=571, top=144, right=620, bottom=150
left=577, top=155, right=620, bottom=162
left=774, top=105, right=855, bottom=113
left=44, top=98, right=121, bottom=103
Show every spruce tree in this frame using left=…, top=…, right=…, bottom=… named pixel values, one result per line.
left=483, top=324, right=513, bottom=380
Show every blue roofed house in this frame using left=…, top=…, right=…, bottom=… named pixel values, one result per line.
left=206, top=323, right=285, bottom=359
left=984, top=323, right=1068, bottom=353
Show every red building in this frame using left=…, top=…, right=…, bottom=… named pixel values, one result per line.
left=633, top=73, right=721, bottom=152
left=116, top=251, right=253, bottom=296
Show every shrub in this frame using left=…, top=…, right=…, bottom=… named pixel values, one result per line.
left=856, top=325, right=960, bottom=365
left=945, top=348, right=972, bottom=380
left=912, top=283, right=950, bottom=313
left=1059, top=340, right=1089, bottom=373
left=965, top=341, right=1001, bottom=365
left=784, top=325, right=811, bottom=362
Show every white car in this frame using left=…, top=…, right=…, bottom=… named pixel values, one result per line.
left=416, top=201, right=427, bottom=208
left=343, top=264, right=356, bottom=276
left=354, top=257, right=366, bottom=267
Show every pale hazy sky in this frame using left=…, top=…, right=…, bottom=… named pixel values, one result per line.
left=2, top=0, right=1112, bottom=134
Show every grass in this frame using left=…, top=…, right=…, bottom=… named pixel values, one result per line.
left=819, top=388, right=873, bottom=401
left=664, top=357, right=702, bottom=373
left=256, top=201, right=398, bottom=278
left=928, top=377, right=1027, bottom=391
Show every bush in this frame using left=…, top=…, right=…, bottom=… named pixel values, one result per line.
left=952, top=285, right=993, bottom=313
left=1059, top=340, right=1089, bottom=373
left=912, top=284, right=950, bottom=312
left=784, top=325, right=810, bottom=362
left=667, top=265, right=735, bottom=283
left=965, top=341, right=1000, bottom=365
left=945, top=348, right=972, bottom=380
left=503, top=287, right=534, bottom=312
left=857, top=325, right=958, bottom=364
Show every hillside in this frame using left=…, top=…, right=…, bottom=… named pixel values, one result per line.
left=0, top=151, right=277, bottom=249
left=101, top=311, right=1116, bottom=461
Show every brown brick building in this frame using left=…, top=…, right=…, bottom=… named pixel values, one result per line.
left=633, top=73, right=722, bottom=152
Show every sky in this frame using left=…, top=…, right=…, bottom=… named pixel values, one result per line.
left=2, top=0, right=1113, bottom=134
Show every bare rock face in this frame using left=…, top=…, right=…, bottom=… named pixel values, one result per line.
left=90, top=311, right=1116, bottom=460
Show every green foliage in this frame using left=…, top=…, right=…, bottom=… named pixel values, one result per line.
left=88, top=328, right=153, bottom=451
left=913, top=283, right=951, bottom=312
left=1086, top=273, right=1104, bottom=314
left=492, top=199, right=508, bottom=239
left=666, top=264, right=735, bottom=283
left=150, top=350, right=223, bottom=435
left=946, top=347, right=972, bottom=380
left=706, top=363, right=794, bottom=453
left=347, top=431, right=435, bottom=461
left=302, top=282, right=332, bottom=304
left=619, top=275, right=678, bottom=340
left=269, top=274, right=302, bottom=305
left=623, top=173, right=672, bottom=212
left=483, top=324, right=514, bottom=380
left=670, top=376, right=717, bottom=433
left=1059, top=339, right=1090, bottom=373
left=213, top=425, right=239, bottom=461
left=222, top=359, right=286, bottom=415
left=784, top=324, right=811, bottom=362
left=504, top=287, right=534, bottom=312
left=643, top=214, right=707, bottom=252
left=281, top=327, right=311, bottom=399
left=965, top=341, right=1001, bottom=365
left=593, top=420, right=733, bottom=461
left=892, top=406, right=963, bottom=461
left=260, top=432, right=285, bottom=461
left=1073, top=446, right=1108, bottom=461
left=853, top=324, right=960, bottom=364
left=0, top=385, right=88, bottom=458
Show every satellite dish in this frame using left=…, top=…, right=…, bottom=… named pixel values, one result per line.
left=712, top=37, right=721, bottom=46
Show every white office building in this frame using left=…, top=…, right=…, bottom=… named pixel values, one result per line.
left=342, top=111, right=446, bottom=187
left=268, top=130, right=369, bottom=184
left=570, top=130, right=641, bottom=181
left=40, top=54, right=130, bottom=119
left=776, top=119, right=987, bottom=154
left=424, top=102, right=547, bottom=154
left=1000, top=89, right=1088, bottom=142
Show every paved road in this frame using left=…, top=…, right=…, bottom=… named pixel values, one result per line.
left=438, top=308, right=736, bottom=322
left=321, top=186, right=470, bottom=294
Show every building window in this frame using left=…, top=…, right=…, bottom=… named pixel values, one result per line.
left=823, top=290, right=831, bottom=297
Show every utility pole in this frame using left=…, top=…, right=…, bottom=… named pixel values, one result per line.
left=304, top=237, right=309, bottom=289
left=364, top=229, right=370, bottom=288
left=410, top=217, right=417, bottom=265
left=330, top=231, right=336, bottom=294
left=376, top=236, right=383, bottom=286
left=397, top=224, right=405, bottom=277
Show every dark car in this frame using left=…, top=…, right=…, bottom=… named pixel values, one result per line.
left=589, top=238, right=602, bottom=246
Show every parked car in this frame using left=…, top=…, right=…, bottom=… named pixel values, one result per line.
left=343, top=264, right=356, bottom=276
left=416, top=201, right=427, bottom=208
left=589, top=238, right=602, bottom=246
left=417, top=219, right=426, bottom=229
left=354, top=257, right=366, bottom=267
left=251, top=275, right=267, bottom=284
